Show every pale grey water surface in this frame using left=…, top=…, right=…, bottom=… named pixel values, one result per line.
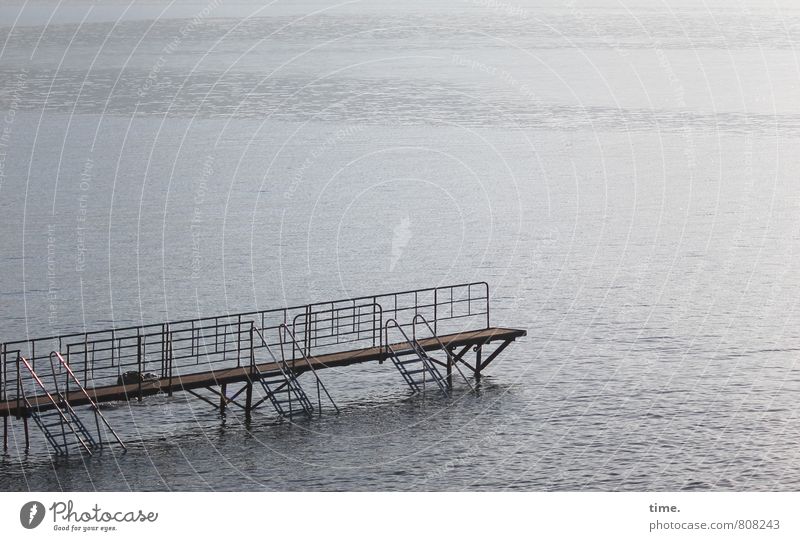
left=2, top=0, right=800, bottom=490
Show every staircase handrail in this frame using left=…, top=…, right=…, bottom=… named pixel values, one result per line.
left=50, top=352, right=126, bottom=450
left=17, top=356, right=93, bottom=454
left=383, top=318, right=431, bottom=363
left=384, top=318, right=447, bottom=393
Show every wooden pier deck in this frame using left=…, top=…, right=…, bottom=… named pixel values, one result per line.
left=0, top=327, right=524, bottom=418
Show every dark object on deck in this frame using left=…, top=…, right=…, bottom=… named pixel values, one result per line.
left=117, top=371, right=159, bottom=386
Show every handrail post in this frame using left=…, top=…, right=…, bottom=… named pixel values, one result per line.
left=15, top=356, right=20, bottom=419
left=433, top=288, right=438, bottom=335
left=305, top=305, right=311, bottom=357
left=83, top=334, right=88, bottom=387
left=378, top=305, right=383, bottom=353
left=136, top=334, right=142, bottom=402
left=236, top=315, right=242, bottom=367
left=16, top=364, right=29, bottom=450
left=249, top=324, right=255, bottom=373
left=485, top=282, right=490, bottom=328
left=166, top=323, right=173, bottom=398
left=161, top=323, right=166, bottom=379
left=291, top=314, right=297, bottom=360
left=372, top=297, right=377, bottom=348
left=0, top=345, right=4, bottom=413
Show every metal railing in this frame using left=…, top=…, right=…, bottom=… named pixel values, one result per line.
left=1, top=282, right=490, bottom=408
left=291, top=302, right=383, bottom=358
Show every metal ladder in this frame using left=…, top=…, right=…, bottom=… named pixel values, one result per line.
left=412, top=314, right=475, bottom=392
left=18, top=353, right=125, bottom=456
left=278, top=324, right=339, bottom=415
left=384, top=319, right=449, bottom=396
left=251, top=326, right=314, bottom=418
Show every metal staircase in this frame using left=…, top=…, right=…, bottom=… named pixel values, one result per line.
left=384, top=319, right=449, bottom=396
left=18, top=353, right=125, bottom=456
left=250, top=325, right=339, bottom=418
left=253, top=364, right=314, bottom=418
left=412, top=314, right=474, bottom=392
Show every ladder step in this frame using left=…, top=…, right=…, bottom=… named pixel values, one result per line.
left=397, top=359, right=422, bottom=366
left=275, top=403, right=311, bottom=412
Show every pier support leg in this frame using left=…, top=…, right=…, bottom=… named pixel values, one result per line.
left=219, top=384, right=227, bottom=414
left=3, top=416, right=7, bottom=452
left=474, top=346, right=483, bottom=383
left=23, top=414, right=29, bottom=451
left=446, top=347, right=453, bottom=389
left=244, top=382, right=253, bottom=418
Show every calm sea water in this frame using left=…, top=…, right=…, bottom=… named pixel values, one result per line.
left=2, top=0, right=800, bottom=491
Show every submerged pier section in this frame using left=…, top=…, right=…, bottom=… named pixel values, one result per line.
left=1, top=282, right=525, bottom=456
